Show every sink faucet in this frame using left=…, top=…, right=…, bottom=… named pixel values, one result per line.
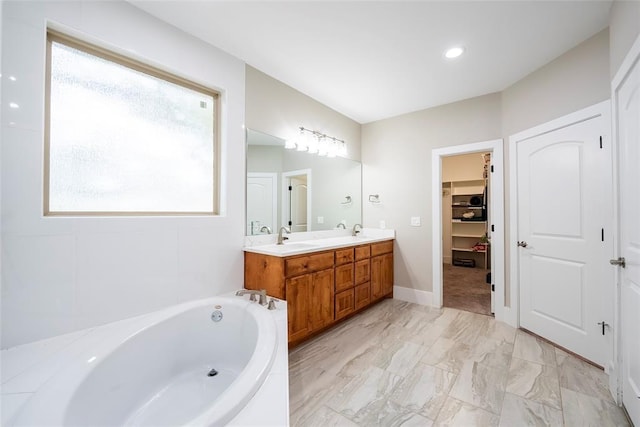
left=352, top=223, right=363, bottom=236
left=336, top=222, right=346, bottom=229
left=277, top=226, right=291, bottom=245
left=235, top=289, right=268, bottom=305
left=260, top=225, right=272, bottom=234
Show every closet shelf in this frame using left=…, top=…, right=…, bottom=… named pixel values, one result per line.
left=452, top=233, right=484, bottom=238
left=452, top=247, right=487, bottom=253
left=452, top=219, right=487, bottom=223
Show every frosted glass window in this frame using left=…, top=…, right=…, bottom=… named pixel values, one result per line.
left=46, top=33, right=218, bottom=215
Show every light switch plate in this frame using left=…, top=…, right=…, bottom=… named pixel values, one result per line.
left=410, top=216, right=421, bottom=226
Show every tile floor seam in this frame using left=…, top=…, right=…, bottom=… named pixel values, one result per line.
left=289, top=299, right=628, bottom=427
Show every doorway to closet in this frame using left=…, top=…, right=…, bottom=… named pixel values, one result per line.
left=431, top=139, right=505, bottom=322
left=442, top=152, right=492, bottom=316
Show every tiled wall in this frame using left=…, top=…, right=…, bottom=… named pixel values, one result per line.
left=1, top=1, right=246, bottom=348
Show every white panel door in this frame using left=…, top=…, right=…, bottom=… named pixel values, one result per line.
left=616, top=52, right=640, bottom=424
left=518, top=116, right=607, bottom=365
left=289, top=176, right=308, bottom=233
left=246, top=173, right=277, bottom=235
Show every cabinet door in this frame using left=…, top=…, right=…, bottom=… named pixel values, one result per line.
left=286, top=274, right=311, bottom=342
left=355, top=259, right=370, bottom=285
left=335, top=289, right=355, bottom=320
left=335, top=263, right=354, bottom=292
left=354, top=282, right=371, bottom=311
left=382, top=253, right=394, bottom=296
left=309, top=269, right=334, bottom=331
left=335, top=248, right=354, bottom=266
left=371, top=255, right=384, bottom=300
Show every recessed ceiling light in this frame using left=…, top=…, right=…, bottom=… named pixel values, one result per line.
left=444, top=46, right=465, bottom=59
left=9, top=102, right=19, bottom=109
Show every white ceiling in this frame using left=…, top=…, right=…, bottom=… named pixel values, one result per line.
left=131, top=1, right=612, bottom=124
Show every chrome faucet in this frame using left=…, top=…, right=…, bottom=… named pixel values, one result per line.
left=260, top=225, right=272, bottom=234
left=235, top=289, right=268, bottom=305
left=352, top=223, right=363, bottom=236
left=277, top=226, right=291, bottom=245
left=336, top=222, right=346, bottom=229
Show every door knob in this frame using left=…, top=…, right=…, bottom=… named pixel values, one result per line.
left=517, top=241, right=528, bottom=248
left=609, top=257, right=626, bottom=268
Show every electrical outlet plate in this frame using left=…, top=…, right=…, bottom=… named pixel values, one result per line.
left=411, top=216, right=421, bottom=226
left=317, top=216, right=324, bottom=224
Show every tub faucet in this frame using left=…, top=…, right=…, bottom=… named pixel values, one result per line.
left=235, top=289, right=268, bottom=306
left=352, top=223, right=363, bottom=236
left=260, top=225, right=272, bottom=234
left=336, top=222, right=346, bottom=229
left=277, top=226, right=291, bottom=245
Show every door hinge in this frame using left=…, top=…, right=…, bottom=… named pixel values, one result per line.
left=598, top=321, right=609, bottom=335
left=491, top=284, right=495, bottom=292
left=288, top=185, right=292, bottom=191
left=599, top=136, right=603, bottom=149
left=288, top=220, right=292, bottom=226
left=490, top=165, right=494, bottom=173
left=491, top=224, right=495, bottom=232
left=601, top=228, right=604, bottom=242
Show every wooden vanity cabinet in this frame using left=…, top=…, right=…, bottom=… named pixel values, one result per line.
left=334, top=247, right=355, bottom=320
left=353, top=245, right=371, bottom=310
left=371, top=241, right=394, bottom=301
left=244, top=239, right=393, bottom=346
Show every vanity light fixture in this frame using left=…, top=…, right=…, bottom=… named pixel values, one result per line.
left=287, top=126, right=347, bottom=158
left=444, top=46, right=465, bottom=59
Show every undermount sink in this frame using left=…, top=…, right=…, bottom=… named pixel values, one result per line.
left=266, top=243, right=319, bottom=251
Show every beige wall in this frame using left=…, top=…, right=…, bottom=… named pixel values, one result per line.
left=609, top=0, right=640, bottom=78
left=442, top=152, right=487, bottom=183
left=499, top=28, right=610, bottom=306
left=362, top=93, right=502, bottom=292
left=501, top=29, right=610, bottom=137
left=361, top=28, right=611, bottom=299
left=245, top=66, right=362, bottom=161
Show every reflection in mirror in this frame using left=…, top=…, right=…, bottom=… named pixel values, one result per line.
left=246, top=129, right=362, bottom=235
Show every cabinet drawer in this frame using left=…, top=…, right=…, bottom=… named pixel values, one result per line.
left=335, top=263, right=355, bottom=292
left=371, top=240, right=393, bottom=257
left=335, top=288, right=355, bottom=320
left=354, top=282, right=371, bottom=311
left=355, top=245, right=371, bottom=260
left=286, top=252, right=334, bottom=277
left=355, top=259, right=370, bottom=285
left=335, top=248, right=354, bottom=266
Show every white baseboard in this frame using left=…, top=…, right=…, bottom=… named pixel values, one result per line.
left=393, top=286, right=433, bottom=307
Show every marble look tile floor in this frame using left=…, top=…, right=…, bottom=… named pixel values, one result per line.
left=289, top=299, right=631, bottom=427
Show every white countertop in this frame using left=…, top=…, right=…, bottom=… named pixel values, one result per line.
left=243, top=228, right=395, bottom=257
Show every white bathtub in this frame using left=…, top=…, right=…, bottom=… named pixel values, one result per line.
left=11, top=297, right=278, bottom=426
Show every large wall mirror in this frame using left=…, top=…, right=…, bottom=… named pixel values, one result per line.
left=246, top=129, right=362, bottom=235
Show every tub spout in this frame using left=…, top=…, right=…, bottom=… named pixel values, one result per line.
left=236, top=289, right=268, bottom=306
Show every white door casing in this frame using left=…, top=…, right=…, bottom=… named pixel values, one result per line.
left=431, top=139, right=504, bottom=321
left=612, top=34, right=640, bottom=424
left=246, top=173, right=277, bottom=235
left=510, top=101, right=613, bottom=369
